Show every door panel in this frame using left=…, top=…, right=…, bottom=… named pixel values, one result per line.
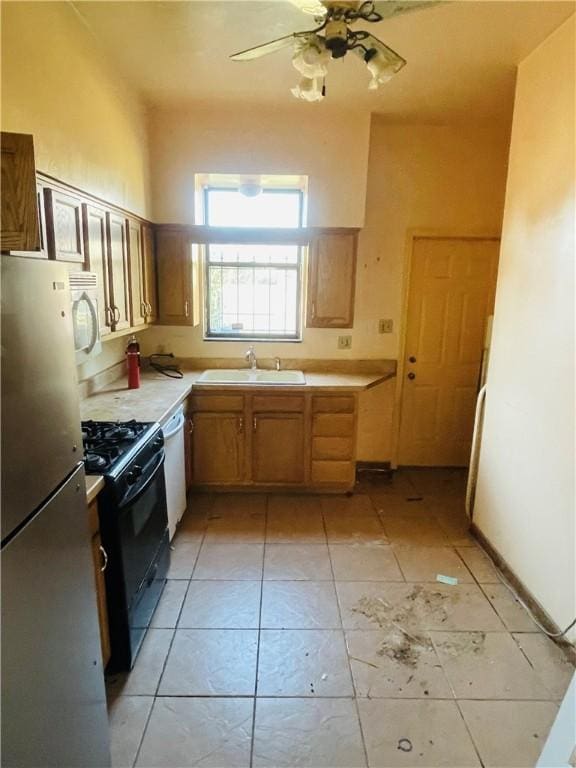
left=106, top=212, right=130, bottom=332
left=83, top=204, right=112, bottom=338
left=399, top=237, right=499, bottom=466
left=192, top=413, right=244, bottom=484
left=127, top=218, right=146, bottom=328
left=252, top=413, right=305, bottom=484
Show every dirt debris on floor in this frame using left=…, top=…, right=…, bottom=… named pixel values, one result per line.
left=433, top=632, right=486, bottom=658
left=352, top=585, right=454, bottom=631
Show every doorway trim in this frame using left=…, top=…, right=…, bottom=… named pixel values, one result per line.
left=391, top=229, right=501, bottom=468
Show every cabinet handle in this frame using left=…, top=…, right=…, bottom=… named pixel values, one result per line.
left=184, top=300, right=190, bottom=318
left=189, top=418, right=194, bottom=434
left=99, top=545, right=108, bottom=573
left=113, top=306, right=121, bottom=323
left=253, top=416, right=257, bottom=432
left=311, top=301, right=316, bottom=318
left=105, top=306, right=113, bottom=327
left=141, top=300, right=148, bottom=317
left=238, top=417, right=244, bottom=433
left=147, top=302, right=153, bottom=316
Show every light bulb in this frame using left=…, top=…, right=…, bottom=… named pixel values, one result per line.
left=291, top=76, right=324, bottom=102
left=292, top=35, right=330, bottom=79
left=364, top=48, right=405, bottom=90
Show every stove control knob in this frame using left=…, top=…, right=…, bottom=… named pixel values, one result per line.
left=126, top=465, right=143, bottom=485
left=153, top=438, right=163, bottom=451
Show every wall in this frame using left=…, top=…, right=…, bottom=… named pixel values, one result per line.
left=148, top=103, right=371, bottom=229
left=1, top=1, right=153, bottom=381
left=473, top=16, right=575, bottom=640
left=143, top=118, right=510, bottom=459
left=1, top=1, right=151, bottom=217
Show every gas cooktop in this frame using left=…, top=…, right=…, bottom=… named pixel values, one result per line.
left=82, top=420, right=156, bottom=474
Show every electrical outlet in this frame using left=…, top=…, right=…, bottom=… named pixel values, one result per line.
left=338, top=335, right=352, bottom=349
left=378, top=319, right=394, bottom=334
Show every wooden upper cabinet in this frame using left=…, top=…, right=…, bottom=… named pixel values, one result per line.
left=306, top=230, right=358, bottom=328
left=127, top=217, right=146, bottom=329
left=44, top=187, right=85, bottom=263
left=1, top=132, right=41, bottom=253
left=106, top=212, right=131, bottom=332
left=156, top=228, right=198, bottom=326
left=83, top=203, right=112, bottom=338
left=141, top=223, right=158, bottom=323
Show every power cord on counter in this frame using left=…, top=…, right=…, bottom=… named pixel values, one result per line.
left=149, top=353, right=183, bottom=379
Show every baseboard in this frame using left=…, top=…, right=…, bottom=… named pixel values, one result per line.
left=470, top=523, right=576, bottom=663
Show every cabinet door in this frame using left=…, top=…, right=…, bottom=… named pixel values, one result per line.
left=44, top=187, right=85, bottom=263
left=83, top=204, right=112, bottom=338
left=156, top=228, right=196, bottom=325
left=252, top=413, right=305, bottom=484
left=142, top=223, right=158, bottom=323
left=106, top=212, right=131, bottom=332
left=192, top=413, right=244, bottom=484
left=1, top=132, right=40, bottom=252
left=127, top=217, right=146, bottom=328
left=90, top=531, right=111, bottom=669
left=307, top=231, right=357, bottom=328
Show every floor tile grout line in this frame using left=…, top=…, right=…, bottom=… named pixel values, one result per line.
left=453, top=697, right=487, bottom=767
left=249, top=493, right=268, bottom=768
left=131, top=493, right=212, bottom=767
left=323, top=500, right=371, bottom=768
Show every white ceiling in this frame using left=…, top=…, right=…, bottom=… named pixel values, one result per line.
left=72, top=0, right=575, bottom=123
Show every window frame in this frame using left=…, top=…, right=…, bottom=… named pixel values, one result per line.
left=202, top=185, right=305, bottom=342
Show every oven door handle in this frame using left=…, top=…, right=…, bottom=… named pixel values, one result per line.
left=119, top=452, right=165, bottom=510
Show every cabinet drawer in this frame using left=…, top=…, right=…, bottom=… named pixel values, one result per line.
left=252, top=395, right=304, bottom=413
left=312, top=413, right=354, bottom=437
left=312, top=396, right=355, bottom=413
left=191, top=394, right=244, bottom=412
left=311, top=460, right=355, bottom=485
left=312, top=436, right=353, bottom=461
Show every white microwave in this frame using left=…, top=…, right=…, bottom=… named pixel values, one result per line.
left=69, top=272, right=102, bottom=364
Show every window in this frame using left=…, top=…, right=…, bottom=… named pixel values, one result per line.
left=203, top=184, right=305, bottom=340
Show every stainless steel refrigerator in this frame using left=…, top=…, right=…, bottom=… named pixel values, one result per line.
left=1, top=256, right=111, bottom=767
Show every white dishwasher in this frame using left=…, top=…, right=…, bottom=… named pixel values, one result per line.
left=162, top=405, right=187, bottom=540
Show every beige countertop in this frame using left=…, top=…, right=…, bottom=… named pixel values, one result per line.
left=85, top=474, right=105, bottom=504
left=80, top=369, right=394, bottom=424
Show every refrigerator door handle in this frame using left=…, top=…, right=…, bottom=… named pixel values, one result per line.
left=99, top=545, right=108, bottom=573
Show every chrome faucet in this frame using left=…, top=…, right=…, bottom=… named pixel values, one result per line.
left=245, top=345, right=257, bottom=370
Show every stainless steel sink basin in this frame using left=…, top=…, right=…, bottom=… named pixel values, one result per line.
left=197, top=369, right=306, bottom=386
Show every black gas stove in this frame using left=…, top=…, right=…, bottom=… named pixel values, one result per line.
left=81, top=419, right=170, bottom=672
left=82, top=419, right=154, bottom=475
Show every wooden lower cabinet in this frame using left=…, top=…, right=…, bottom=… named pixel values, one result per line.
left=88, top=500, right=111, bottom=669
left=252, top=413, right=305, bottom=484
left=189, top=390, right=357, bottom=491
left=192, top=412, right=244, bottom=484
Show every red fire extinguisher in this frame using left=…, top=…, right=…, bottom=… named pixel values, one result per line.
left=126, top=335, right=140, bottom=389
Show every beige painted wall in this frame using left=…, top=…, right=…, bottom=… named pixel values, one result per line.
left=473, top=17, right=575, bottom=640
left=142, top=119, right=510, bottom=460
left=1, top=1, right=151, bottom=217
left=148, top=103, right=371, bottom=228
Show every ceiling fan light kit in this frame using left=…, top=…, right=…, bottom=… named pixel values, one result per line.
left=230, top=0, right=437, bottom=102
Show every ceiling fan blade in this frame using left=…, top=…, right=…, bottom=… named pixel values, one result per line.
left=373, top=1, right=440, bottom=21
left=230, top=34, right=300, bottom=61
left=287, top=0, right=327, bottom=16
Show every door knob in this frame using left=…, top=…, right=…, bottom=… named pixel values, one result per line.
left=407, top=372, right=416, bottom=380
left=408, top=356, right=417, bottom=363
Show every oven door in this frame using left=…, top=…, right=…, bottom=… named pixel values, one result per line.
left=117, top=454, right=169, bottom=612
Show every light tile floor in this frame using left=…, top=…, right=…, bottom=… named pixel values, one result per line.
left=106, top=469, right=574, bottom=768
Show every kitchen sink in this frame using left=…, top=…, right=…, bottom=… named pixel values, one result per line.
left=197, top=369, right=306, bottom=386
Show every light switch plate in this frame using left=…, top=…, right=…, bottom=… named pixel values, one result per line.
left=338, top=335, right=352, bottom=349
left=378, top=319, right=394, bottom=334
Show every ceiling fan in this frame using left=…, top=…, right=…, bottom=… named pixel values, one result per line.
left=230, top=0, right=438, bottom=102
